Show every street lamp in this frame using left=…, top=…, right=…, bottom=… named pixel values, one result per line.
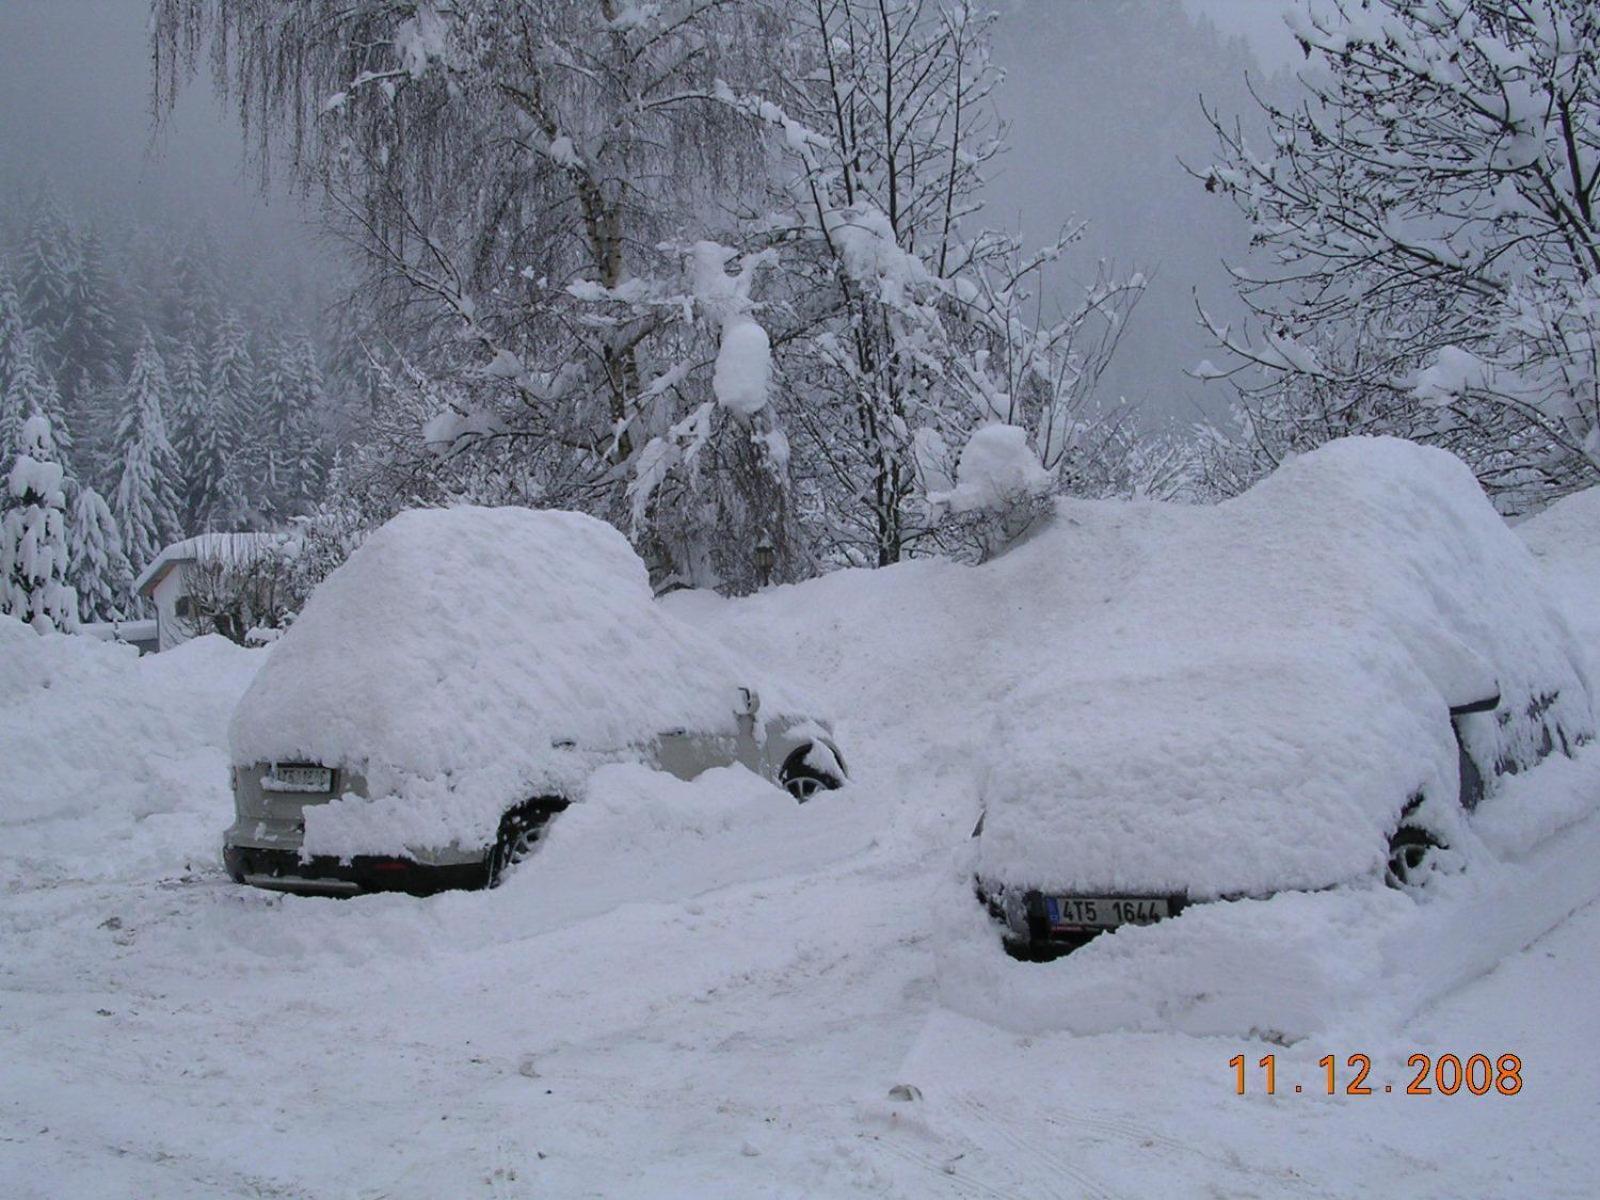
left=754, top=531, right=776, bottom=590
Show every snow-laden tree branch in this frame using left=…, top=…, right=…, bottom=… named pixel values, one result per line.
left=1199, top=0, right=1600, bottom=511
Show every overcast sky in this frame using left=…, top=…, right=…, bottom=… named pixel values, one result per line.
left=0, top=0, right=310, bottom=250
left=1, top=0, right=1300, bottom=427
left=1181, top=0, right=1301, bottom=69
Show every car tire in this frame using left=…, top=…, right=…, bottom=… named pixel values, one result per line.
left=1386, top=824, right=1445, bottom=890
left=778, top=746, right=844, bottom=803
left=485, top=799, right=567, bottom=888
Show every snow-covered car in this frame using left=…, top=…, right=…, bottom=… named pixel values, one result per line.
left=223, top=507, right=846, bottom=896
left=973, top=438, right=1593, bottom=960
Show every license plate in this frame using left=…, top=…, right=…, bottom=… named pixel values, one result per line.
left=1045, top=895, right=1169, bottom=929
left=264, top=765, right=332, bottom=793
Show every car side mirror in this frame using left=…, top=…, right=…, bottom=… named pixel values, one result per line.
left=736, top=687, right=761, bottom=717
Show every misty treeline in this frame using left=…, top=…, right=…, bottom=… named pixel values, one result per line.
left=0, top=189, right=369, bottom=623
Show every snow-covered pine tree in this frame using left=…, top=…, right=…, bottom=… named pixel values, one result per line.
left=156, top=226, right=223, bottom=355
left=60, top=225, right=122, bottom=409
left=239, top=330, right=292, bottom=515
left=209, top=310, right=253, bottom=442
left=283, top=334, right=327, bottom=508
left=169, top=336, right=231, bottom=529
left=0, top=337, right=63, bottom=465
left=70, top=364, right=122, bottom=500
left=18, top=338, right=75, bottom=470
left=67, top=485, right=133, bottom=623
left=112, top=329, right=183, bottom=569
left=0, top=267, right=28, bottom=399
left=16, top=191, right=76, bottom=379
left=209, top=310, right=256, bottom=521
left=1, top=413, right=78, bottom=632
left=0, top=349, right=24, bottom=465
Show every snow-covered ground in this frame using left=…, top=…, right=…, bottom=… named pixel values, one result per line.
left=3, top=477, right=1598, bottom=1199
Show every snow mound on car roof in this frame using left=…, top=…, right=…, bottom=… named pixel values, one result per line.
left=230, top=507, right=796, bottom=841
left=971, top=437, right=1592, bottom=898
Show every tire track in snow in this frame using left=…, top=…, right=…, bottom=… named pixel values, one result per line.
left=949, top=1093, right=1121, bottom=1200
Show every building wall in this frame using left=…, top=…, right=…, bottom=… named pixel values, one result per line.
left=150, top=566, right=191, bottom=653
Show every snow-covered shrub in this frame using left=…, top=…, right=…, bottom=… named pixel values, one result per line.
left=1, top=414, right=77, bottom=632
left=925, top=424, right=1055, bottom=561
left=171, top=543, right=299, bottom=645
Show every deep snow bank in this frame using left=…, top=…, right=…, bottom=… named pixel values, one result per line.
left=0, top=618, right=263, bottom=886
left=491, top=762, right=883, bottom=931
left=937, top=753, right=1600, bottom=1041
left=666, top=437, right=1600, bottom=1037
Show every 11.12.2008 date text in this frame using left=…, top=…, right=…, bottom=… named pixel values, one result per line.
left=1230, top=1053, right=1522, bottom=1096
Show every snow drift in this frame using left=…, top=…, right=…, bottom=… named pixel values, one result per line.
left=665, top=436, right=1600, bottom=1039
left=230, top=506, right=810, bottom=852
left=1520, top=485, right=1600, bottom=670
left=0, top=618, right=263, bottom=886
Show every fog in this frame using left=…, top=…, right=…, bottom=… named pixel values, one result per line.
left=0, top=0, right=314, bottom=258
left=987, top=0, right=1298, bottom=427
left=3, top=0, right=1299, bottom=427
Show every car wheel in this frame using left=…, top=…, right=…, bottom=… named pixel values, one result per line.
left=1386, top=825, right=1445, bottom=890
left=778, top=746, right=844, bottom=803
left=486, top=799, right=567, bottom=887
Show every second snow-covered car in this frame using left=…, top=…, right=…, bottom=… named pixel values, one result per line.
left=972, top=438, right=1593, bottom=959
left=223, top=507, right=846, bottom=896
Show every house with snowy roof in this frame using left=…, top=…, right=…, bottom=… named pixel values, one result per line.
left=133, top=532, right=297, bottom=652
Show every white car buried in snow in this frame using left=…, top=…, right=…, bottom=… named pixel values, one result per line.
left=223, top=507, right=846, bottom=896
left=974, top=438, right=1593, bottom=960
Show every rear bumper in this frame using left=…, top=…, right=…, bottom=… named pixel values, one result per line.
left=224, top=844, right=489, bottom=897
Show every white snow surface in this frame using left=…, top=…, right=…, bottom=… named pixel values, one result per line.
left=229, top=506, right=809, bottom=854
left=5, top=439, right=1600, bottom=1197
left=1519, top=485, right=1600, bottom=670
left=702, top=437, right=1590, bottom=900
left=0, top=619, right=263, bottom=888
